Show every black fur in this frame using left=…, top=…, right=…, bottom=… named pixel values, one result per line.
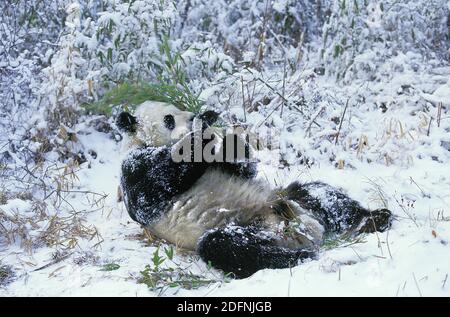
left=163, top=114, right=175, bottom=130
left=198, top=110, right=219, bottom=127
left=217, top=161, right=257, bottom=179
left=121, top=146, right=208, bottom=225
left=197, top=225, right=315, bottom=279
left=116, top=112, right=137, bottom=133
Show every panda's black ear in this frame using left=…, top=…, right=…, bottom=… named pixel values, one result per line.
left=198, top=110, right=219, bottom=127
left=116, top=112, right=137, bottom=133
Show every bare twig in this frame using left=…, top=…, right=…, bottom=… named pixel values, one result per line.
left=427, top=117, right=433, bottom=136
left=437, top=102, right=442, bottom=128
left=241, top=76, right=247, bottom=122
left=306, top=107, right=325, bottom=136
left=256, top=102, right=283, bottom=129
left=256, top=0, right=271, bottom=69
left=281, top=57, right=287, bottom=118
left=335, top=98, right=350, bottom=145
left=409, top=176, right=431, bottom=198
left=394, top=195, right=419, bottom=228
left=248, top=73, right=321, bottom=129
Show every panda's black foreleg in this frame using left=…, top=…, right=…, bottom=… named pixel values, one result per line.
left=285, top=181, right=393, bottom=235
left=197, top=225, right=315, bottom=279
left=215, top=161, right=257, bottom=179
left=121, top=146, right=207, bottom=225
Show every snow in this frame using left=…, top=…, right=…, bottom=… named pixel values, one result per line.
left=0, top=200, right=33, bottom=218
left=2, top=113, right=450, bottom=296
left=423, top=82, right=450, bottom=104
left=1, top=0, right=449, bottom=297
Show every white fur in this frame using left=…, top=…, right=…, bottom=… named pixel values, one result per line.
left=122, top=101, right=193, bottom=151
left=147, top=169, right=324, bottom=250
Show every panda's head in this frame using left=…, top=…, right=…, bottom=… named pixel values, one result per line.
left=116, top=101, right=218, bottom=149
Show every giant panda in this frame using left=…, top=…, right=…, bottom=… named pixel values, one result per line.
left=116, top=101, right=393, bottom=278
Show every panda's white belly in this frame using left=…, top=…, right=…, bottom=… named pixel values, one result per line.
left=147, top=169, right=277, bottom=250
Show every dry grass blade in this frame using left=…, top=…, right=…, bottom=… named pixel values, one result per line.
left=412, top=273, right=423, bottom=297
left=33, top=252, right=73, bottom=272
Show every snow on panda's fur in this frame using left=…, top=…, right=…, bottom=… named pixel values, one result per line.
left=117, top=101, right=393, bottom=278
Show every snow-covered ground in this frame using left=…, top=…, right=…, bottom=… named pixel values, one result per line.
left=1, top=0, right=449, bottom=297
left=1, top=135, right=449, bottom=296
left=1, top=72, right=449, bottom=296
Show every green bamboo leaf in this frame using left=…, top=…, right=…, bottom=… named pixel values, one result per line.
left=100, top=263, right=120, bottom=271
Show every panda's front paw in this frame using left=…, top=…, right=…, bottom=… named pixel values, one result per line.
left=198, top=110, right=219, bottom=127
left=218, top=162, right=257, bottom=180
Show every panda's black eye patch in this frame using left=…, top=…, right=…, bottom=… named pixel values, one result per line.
left=163, top=114, right=176, bottom=130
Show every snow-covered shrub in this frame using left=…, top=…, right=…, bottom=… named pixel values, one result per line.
left=0, top=1, right=73, bottom=203
left=321, top=0, right=449, bottom=82
left=40, top=0, right=237, bottom=122
left=0, top=263, right=15, bottom=286
left=175, top=0, right=327, bottom=68
left=0, top=0, right=67, bottom=110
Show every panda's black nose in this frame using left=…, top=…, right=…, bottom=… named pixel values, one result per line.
left=164, top=114, right=176, bottom=130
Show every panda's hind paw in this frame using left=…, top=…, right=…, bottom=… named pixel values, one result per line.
left=357, top=208, right=394, bottom=234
